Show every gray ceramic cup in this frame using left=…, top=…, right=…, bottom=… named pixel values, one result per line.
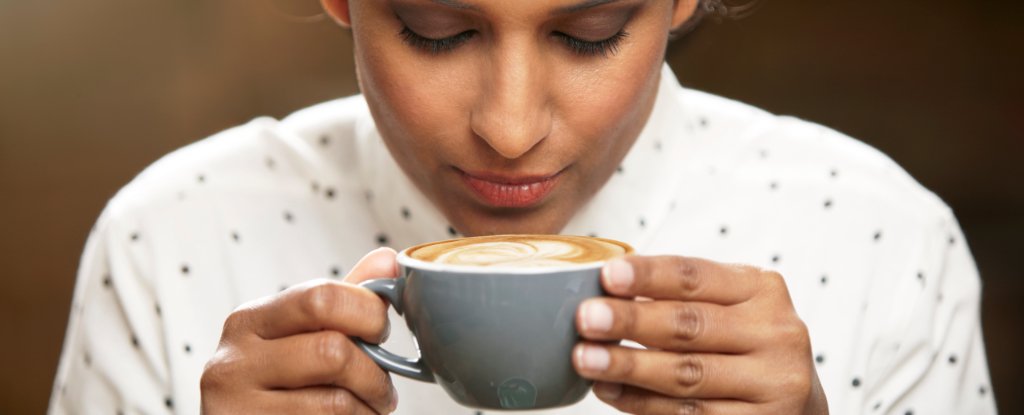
left=354, top=244, right=620, bottom=410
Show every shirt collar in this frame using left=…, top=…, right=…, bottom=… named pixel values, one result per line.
left=356, top=63, right=701, bottom=251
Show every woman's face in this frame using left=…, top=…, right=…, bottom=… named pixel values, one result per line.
left=328, top=0, right=695, bottom=236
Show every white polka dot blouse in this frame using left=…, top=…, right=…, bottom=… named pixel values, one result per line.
left=48, top=64, right=996, bottom=414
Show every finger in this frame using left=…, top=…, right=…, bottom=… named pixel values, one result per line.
left=253, top=331, right=396, bottom=414
left=573, top=343, right=765, bottom=401
left=577, top=298, right=761, bottom=353
left=263, top=386, right=383, bottom=415
left=343, top=247, right=400, bottom=285
left=227, top=280, right=389, bottom=342
left=592, top=382, right=755, bottom=415
left=602, top=256, right=781, bottom=304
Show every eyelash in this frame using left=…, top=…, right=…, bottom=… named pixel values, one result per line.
left=399, top=26, right=476, bottom=55
left=554, top=30, right=629, bottom=57
left=398, top=26, right=629, bottom=57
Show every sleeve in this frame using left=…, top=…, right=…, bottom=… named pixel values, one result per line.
left=862, top=208, right=998, bottom=415
left=48, top=203, right=174, bottom=414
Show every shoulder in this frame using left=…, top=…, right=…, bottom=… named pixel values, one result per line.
left=101, top=95, right=372, bottom=221
left=682, top=87, right=955, bottom=229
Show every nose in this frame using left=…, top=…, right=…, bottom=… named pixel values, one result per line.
left=470, top=40, right=553, bottom=160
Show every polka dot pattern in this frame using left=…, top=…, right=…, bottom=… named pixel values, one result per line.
left=48, top=65, right=996, bottom=415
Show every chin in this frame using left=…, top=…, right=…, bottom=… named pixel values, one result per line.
left=455, top=205, right=573, bottom=237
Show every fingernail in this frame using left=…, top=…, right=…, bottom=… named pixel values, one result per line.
left=578, top=344, right=610, bottom=372
left=593, top=382, right=622, bottom=400
left=603, top=259, right=634, bottom=291
left=380, top=320, right=391, bottom=343
left=581, top=301, right=613, bottom=333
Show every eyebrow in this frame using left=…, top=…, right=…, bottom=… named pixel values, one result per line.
left=556, top=0, right=623, bottom=13
left=429, top=0, right=476, bottom=10
left=427, top=0, right=624, bottom=13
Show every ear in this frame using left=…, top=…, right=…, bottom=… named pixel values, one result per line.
left=320, top=0, right=352, bottom=27
left=670, top=0, right=701, bottom=31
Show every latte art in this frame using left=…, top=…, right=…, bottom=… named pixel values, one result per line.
left=407, top=235, right=632, bottom=267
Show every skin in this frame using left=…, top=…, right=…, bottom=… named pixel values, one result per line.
left=200, top=0, right=829, bottom=414
left=342, top=0, right=684, bottom=235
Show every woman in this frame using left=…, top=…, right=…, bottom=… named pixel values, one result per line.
left=50, top=0, right=996, bottom=414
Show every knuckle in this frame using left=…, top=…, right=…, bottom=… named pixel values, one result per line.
left=778, top=318, right=810, bottom=347
left=617, top=301, right=639, bottom=336
left=303, top=283, right=342, bottom=321
left=321, top=390, right=354, bottom=414
left=200, top=349, right=237, bottom=392
left=315, top=331, right=351, bottom=372
left=792, top=320, right=811, bottom=343
left=778, top=368, right=812, bottom=395
left=199, top=362, right=224, bottom=392
left=673, top=258, right=702, bottom=296
left=670, top=304, right=704, bottom=345
left=610, top=348, right=638, bottom=379
left=222, top=306, right=255, bottom=337
left=760, top=270, right=788, bottom=292
left=672, top=354, right=705, bottom=393
left=676, top=399, right=703, bottom=415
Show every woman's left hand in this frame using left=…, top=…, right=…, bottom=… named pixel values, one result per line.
left=574, top=255, right=829, bottom=415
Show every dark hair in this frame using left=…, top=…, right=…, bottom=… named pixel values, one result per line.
left=677, top=0, right=758, bottom=35
left=700, top=0, right=759, bottom=17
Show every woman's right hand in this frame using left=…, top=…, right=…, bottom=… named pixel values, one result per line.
left=200, top=248, right=400, bottom=414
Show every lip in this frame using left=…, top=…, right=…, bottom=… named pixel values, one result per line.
left=457, top=168, right=563, bottom=208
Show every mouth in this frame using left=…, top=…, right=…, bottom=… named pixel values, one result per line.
left=456, top=167, right=564, bottom=209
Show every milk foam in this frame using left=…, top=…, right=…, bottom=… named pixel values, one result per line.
left=407, top=235, right=631, bottom=267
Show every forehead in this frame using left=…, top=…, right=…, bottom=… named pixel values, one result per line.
left=394, top=0, right=636, bottom=16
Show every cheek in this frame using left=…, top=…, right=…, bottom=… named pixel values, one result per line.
left=355, top=34, right=472, bottom=154
left=558, top=35, right=665, bottom=150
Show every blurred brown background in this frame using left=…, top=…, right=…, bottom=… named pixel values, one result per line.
left=1, top=0, right=1021, bottom=413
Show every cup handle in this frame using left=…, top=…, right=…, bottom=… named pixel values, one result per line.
left=352, top=278, right=435, bottom=383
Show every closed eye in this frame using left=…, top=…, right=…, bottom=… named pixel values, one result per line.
left=553, top=30, right=628, bottom=57
left=399, top=26, right=477, bottom=54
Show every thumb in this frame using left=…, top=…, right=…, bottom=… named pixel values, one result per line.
left=344, top=247, right=400, bottom=284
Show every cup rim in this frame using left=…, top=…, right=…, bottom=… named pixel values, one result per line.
left=396, top=235, right=632, bottom=274
left=396, top=250, right=611, bottom=274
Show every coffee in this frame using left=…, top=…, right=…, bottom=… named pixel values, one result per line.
left=407, top=234, right=632, bottom=267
